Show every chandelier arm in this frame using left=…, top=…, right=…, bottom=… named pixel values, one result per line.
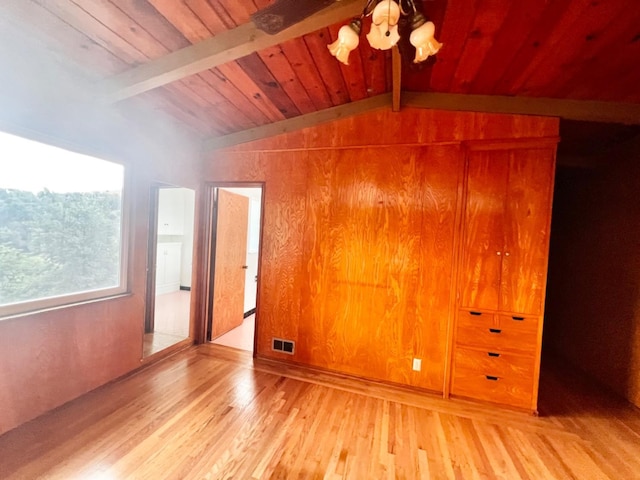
left=399, top=0, right=417, bottom=16
left=362, top=0, right=379, bottom=17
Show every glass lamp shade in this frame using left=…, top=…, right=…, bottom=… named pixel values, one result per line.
left=366, top=0, right=401, bottom=50
left=327, top=23, right=361, bottom=65
left=409, top=21, right=443, bottom=63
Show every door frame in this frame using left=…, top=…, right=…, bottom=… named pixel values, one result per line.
left=144, top=184, right=161, bottom=334
left=145, top=183, right=196, bottom=336
left=203, top=182, right=265, bottom=352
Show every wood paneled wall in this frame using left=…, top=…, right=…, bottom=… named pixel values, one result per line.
left=207, top=108, right=559, bottom=392
left=545, top=138, right=640, bottom=407
left=0, top=40, right=203, bottom=435
left=0, top=145, right=202, bottom=436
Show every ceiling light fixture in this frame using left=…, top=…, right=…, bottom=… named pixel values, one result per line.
left=328, top=0, right=442, bottom=65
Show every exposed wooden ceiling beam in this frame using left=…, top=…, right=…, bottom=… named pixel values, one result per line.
left=204, top=93, right=392, bottom=151
left=402, top=92, right=640, bottom=125
left=100, top=0, right=362, bottom=103
left=205, top=91, right=640, bottom=152
left=391, top=46, right=401, bottom=112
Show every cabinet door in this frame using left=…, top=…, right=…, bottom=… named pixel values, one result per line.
left=460, top=151, right=509, bottom=311
left=500, top=149, right=554, bottom=314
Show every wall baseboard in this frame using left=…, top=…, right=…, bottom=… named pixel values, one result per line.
left=243, top=308, right=256, bottom=318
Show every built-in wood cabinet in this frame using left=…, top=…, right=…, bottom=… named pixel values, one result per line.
left=451, top=145, right=556, bottom=412
left=460, top=148, right=554, bottom=315
left=209, top=109, right=560, bottom=414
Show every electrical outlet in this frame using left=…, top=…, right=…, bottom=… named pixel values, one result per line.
left=412, top=358, right=422, bottom=372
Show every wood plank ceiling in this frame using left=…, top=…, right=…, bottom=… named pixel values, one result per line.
left=1, top=0, right=639, bottom=146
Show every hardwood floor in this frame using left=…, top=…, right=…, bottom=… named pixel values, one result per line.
left=1, top=345, right=639, bottom=479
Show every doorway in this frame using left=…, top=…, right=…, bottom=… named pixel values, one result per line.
left=143, top=185, right=196, bottom=357
left=208, top=185, right=263, bottom=352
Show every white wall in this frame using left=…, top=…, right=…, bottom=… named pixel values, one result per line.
left=156, top=187, right=195, bottom=291
left=180, top=189, right=196, bottom=288
left=244, top=198, right=261, bottom=312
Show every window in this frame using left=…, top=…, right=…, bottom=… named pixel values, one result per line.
left=0, top=130, right=127, bottom=317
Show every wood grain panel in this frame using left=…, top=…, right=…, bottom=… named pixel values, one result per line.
left=303, top=29, right=350, bottom=106
left=207, top=108, right=558, bottom=394
left=501, top=148, right=555, bottom=315
left=255, top=152, right=309, bottom=358
left=110, top=0, right=192, bottom=51
left=257, top=45, right=317, bottom=115
left=1, top=0, right=128, bottom=78
left=494, top=0, right=593, bottom=95
left=236, top=53, right=301, bottom=118
left=460, top=150, right=509, bottom=311
left=183, top=0, right=234, bottom=33
left=25, top=0, right=255, bottom=134
left=233, top=144, right=460, bottom=392
left=212, top=189, right=249, bottom=338
left=450, top=0, right=511, bottom=94
left=132, top=87, right=221, bottom=137
left=456, top=312, right=539, bottom=354
left=413, top=145, right=462, bottom=391
left=208, top=153, right=310, bottom=359
left=218, top=108, right=559, bottom=153
left=143, top=0, right=286, bottom=125
left=469, top=1, right=547, bottom=94
left=451, top=362, right=534, bottom=409
left=518, top=0, right=629, bottom=98
left=563, top=17, right=640, bottom=102
left=279, top=38, right=334, bottom=110
left=0, top=296, right=143, bottom=435
left=299, top=147, right=428, bottom=386
left=213, top=0, right=255, bottom=25
left=146, top=0, right=213, bottom=40
left=32, top=0, right=147, bottom=66
left=428, top=1, right=478, bottom=92
left=453, top=346, right=535, bottom=380
left=168, top=78, right=254, bottom=133
left=216, top=62, right=287, bottom=122
left=196, top=68, right=274, bottom=125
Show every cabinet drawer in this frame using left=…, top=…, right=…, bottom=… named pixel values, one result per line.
left=451, top=364, right=534, bottom=409
left=453, top=347, right=535, bottom=379
left=456, top=311, right=539, bottom=354
left=457, top=310, right=497, bottom=329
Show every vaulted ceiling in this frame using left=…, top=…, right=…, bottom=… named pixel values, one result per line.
left=1, top=0, right=639, bottom=154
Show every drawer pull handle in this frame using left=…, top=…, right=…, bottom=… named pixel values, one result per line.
left=470, top=311, right=483, bottom=316
left=512, top=316, right=525, bottom=321
left=489, top=328, right=502, bottom=334
left=488, top=352, right=500, bottom=357
left=485, top=375, right=499, bottom=381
